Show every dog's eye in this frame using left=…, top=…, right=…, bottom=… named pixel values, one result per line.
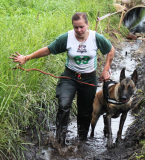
left=128, top=85, right=132, bottom=90
left=128, top=85, right=134, bottom=94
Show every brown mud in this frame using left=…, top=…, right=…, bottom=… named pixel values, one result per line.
left=22, top=38, right=145, bottom=160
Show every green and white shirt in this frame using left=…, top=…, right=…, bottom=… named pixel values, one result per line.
left=48, top=29, right=112, bottom=73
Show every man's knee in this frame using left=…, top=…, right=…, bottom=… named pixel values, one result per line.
left=58, top=97, right=72, bottom=111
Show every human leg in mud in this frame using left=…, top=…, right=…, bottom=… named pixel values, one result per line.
left=56, top=71, right=97, bottom=144
left=56, top=74, right=77, bottom=145
left=77, top=76, right=97, bottom=140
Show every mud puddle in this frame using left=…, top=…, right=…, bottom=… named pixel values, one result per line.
left=40, top=40, right=142, bottom=160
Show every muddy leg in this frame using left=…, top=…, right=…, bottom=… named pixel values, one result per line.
left=77, top=115, right=92, bottom=140
left=90, top=94, right=101, bottom=137
left=116, top=113, right=127, bottom=143
left=77, top=77, right=97, bottom=140
left=106, top=115, right=114, bottom=148
left=56, top=109, right=70, bottom=145
left=103, top=114, right=108, bottom=137
left=90, top=113, right=100, bottom=137
left=90, top=124, right=95, bottom=137
left=56, top=79, right=76, bottom=145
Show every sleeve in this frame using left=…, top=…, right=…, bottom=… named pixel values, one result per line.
left=47, top=32, right=68, bottom=54
left=95, top=32, right=112, bottom=55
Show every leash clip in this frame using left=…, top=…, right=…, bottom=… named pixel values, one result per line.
left=75, top=72, right=81, bottom=79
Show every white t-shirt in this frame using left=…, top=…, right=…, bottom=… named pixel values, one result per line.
left=66, top=29, right=98, bottom=73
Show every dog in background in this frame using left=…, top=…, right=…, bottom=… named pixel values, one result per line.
left=90, top=68, right=138, bottom=148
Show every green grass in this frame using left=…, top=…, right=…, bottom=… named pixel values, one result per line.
left=135, top=140, right=145, bottom=160
left=0, top=0, right=130, bottom=159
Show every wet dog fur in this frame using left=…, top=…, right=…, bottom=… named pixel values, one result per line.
left=90, top=68, right=138, bottom=148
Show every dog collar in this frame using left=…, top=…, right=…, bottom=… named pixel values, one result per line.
left=103, top=79, right=129, bottom=105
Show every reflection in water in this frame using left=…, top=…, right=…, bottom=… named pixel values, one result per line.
left=123, top=7, right=145, bottom=33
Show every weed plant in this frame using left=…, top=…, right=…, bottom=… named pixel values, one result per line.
left=0, top=0, right=129, bottom=159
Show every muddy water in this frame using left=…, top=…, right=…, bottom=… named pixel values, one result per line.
left=41, top=41, right=141, bottom=160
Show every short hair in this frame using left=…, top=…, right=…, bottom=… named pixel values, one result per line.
left=72, top=12, right=88, bottom=24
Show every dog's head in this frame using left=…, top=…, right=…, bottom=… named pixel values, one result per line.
left=118, top=68, right=138, bottom=103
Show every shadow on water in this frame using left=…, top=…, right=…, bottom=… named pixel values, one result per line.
left=41, top=41, right=142, bottom=160
left=123, top=6, right=145, bottom=33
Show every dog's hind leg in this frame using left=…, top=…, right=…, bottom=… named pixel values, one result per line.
left=90, top=93, right=102, bottom=137
left=116, top=112, right=127, bottom=143
left=90, top=105, right=101, bottom=137
left=90, top=113, right=100, bottom=137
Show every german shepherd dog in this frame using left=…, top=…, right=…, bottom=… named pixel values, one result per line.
left=90, top=68, right=138, bottom=148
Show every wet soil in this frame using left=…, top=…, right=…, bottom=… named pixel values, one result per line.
left=23, top=39, right=145, bottom=160
left=93, top=40, right=145, bottom=160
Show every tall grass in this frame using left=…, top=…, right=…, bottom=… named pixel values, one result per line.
left=0, top=0, right=128, bottom=159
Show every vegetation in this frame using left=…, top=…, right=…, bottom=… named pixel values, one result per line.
left=0, top=0, right=129, bottom=159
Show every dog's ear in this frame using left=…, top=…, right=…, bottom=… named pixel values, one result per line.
left=131, top=69, right=138, bottom=85
left=120, top=68, right=126, bottom=82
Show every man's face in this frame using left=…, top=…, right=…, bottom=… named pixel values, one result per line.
left=72, top=18, right=89, bottom=39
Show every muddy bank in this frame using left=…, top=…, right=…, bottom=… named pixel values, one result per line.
left=22, top=39, right=145, bottom=160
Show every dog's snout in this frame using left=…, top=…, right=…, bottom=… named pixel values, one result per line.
left=122, top=95, right=127, bottom=99
left=122, top=95, right=129, bottom=103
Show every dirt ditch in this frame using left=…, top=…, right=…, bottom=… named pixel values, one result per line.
left=23, top=39, right=145, bottom=160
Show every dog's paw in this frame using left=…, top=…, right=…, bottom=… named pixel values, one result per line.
left=116, top=137, right=122, bottom=143
left=107, top=142, right=115, bottom=149
left=90, top=132, right=94, bottom=137
left=107, top=139, right=115, bottom=149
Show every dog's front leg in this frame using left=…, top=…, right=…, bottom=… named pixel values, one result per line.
left=106, top=115, right=113, bottom=148
left=116, top=112, right=127, bottom=143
